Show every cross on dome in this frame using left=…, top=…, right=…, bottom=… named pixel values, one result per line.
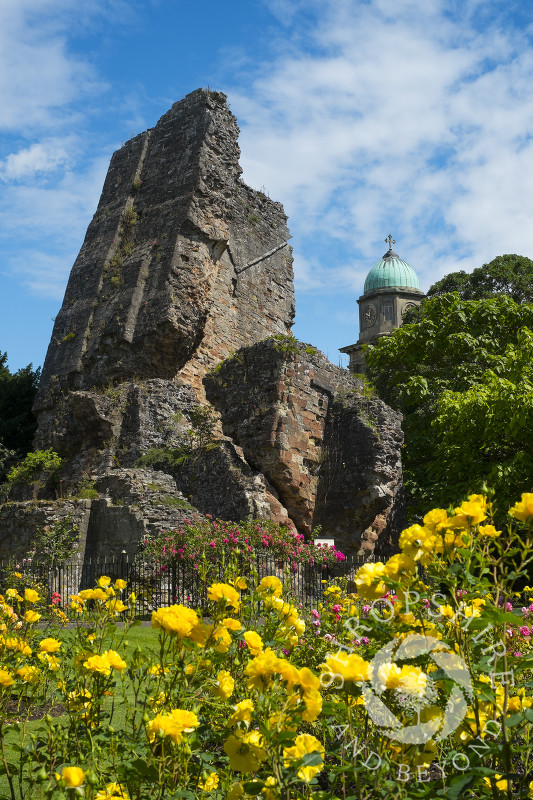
left=385, top=234, right=396, bottom=250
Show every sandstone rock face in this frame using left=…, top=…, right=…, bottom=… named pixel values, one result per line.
left=204, top=339, right=404, bottom=557
left=0, top=89, right=405, bottom=561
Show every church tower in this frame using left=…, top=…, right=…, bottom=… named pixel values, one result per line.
left=340, top=236, right=424, bottom=374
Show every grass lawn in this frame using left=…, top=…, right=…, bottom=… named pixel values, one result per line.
left=1, top=624, right=160, bottom=800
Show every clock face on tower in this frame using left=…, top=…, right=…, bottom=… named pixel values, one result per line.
left=363, top=304, right=376, bottom=328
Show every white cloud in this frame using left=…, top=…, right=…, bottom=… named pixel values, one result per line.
left=229, top=0, right=533, bottom=294
left=0, top=1, right=107, bottom=133
left=0, top=141, right=71, bottom=181
left=0, top=155, right=109, bottom=297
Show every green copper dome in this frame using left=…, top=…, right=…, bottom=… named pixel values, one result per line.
left=364, top=248, right=420, bottom=294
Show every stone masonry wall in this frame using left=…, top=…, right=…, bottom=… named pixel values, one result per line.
left=204, top=338, right=404, bottom=556
left=0, top=89, right=405, bottom=564
left=0, top=499, right=91, bottom=560
left=34, top=88, right=294, bottom=453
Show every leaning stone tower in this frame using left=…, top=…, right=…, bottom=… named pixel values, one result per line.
left=0, top=91, right=406, bottom=562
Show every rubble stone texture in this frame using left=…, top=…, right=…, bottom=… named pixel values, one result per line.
left=0, top=89, right=404, bottom=561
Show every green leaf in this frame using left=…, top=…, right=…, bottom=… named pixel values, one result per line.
left=243, top=781, right=265, bottom=794
left=503, top=712, right=524, bottom=728
left=302, top=752, right=324, bottom=767
left=445, top=773, right=475, bottom=799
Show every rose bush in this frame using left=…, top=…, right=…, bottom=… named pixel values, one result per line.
left=1, top=492, right=533, bottom=798
left=139, top=517, right=346, bottom=573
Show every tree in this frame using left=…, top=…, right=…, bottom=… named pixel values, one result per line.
left=428, top=254, right=533, bottom=303
left=0, top=351, right=40, bottom=454
left=365, top=294, right=533, bottom=519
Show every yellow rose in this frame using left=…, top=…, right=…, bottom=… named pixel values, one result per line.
left=207, top=583, right=240, bottom=610
left=104, top=649, right=127, bottom=671
left=222, top=617, right=242, bottom=631
left=383, top=553, right=416, bottom=581
left=321, top=653, right=369, bottom=686
left=83, top=654, right=112, bottom=676
left=151, top=605, right=199, bottom=637
left=483, top=775, right=508, bottom=792
left=95, top=782, right=130, bottom=799
left=302, top=687, right=323, bottom=722
left=58, top=766, right=86, bottom=787
left=283, top=734, right=324, bottom=782
left=213, top=670, right=234, bottom=700
left=398, top=525, right=435, bottom=563
left=353, top=562, right=387, bottom=600
left=478, top=524, right=501, bottom=538
left=510, top=493, right=533, bottom=522
left=257, top=576, right=283, bottom=597
left=199, top=772, right=219, bottom=792
left=24, top=588, right=40, bottom=603
left=224, top=730, right=266, bottom=772
left=0, top=669, right=14, bottom=688
left=229, top=699, right=254, bottom=725
left=146, top=708, right=199, bottom=744
left=422, top=508, right=448, bottom=531
left=39, top=637, right=61, bottom=653
left=376, top=661, right=403, bottom=690
left=106, top=599, right=128, bottom=614
left=16, top=665, right=40, bottom=684
left=244, top=630, right=263, bottom=656
left=211, top=625, right=232, bottom=653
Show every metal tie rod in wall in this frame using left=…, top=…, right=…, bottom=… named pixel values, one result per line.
left=233, top=237, right=292, bottom=275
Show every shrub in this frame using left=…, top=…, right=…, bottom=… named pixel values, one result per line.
left=139, top=516, right=346, bottom=570
left=7, top=449, right=62, bottom=486
left=2, top=490, right=533, bottom=799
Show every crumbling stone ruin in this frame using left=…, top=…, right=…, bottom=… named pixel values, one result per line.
left=0, top=89, right=404, bottom=561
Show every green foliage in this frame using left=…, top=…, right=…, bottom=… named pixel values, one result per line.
left=135, top=446, right=190, bottom=469
left=110, top=268, right=123, bottom=288
left=3, top=490, right=533, bottom=799
left=30, top=516, right=79, bottom=567
left=365, top=294, right=533, bottom=517
left=186, top=405, right=217, bottom=449
left=269, top=334, right=300, bottom=355
left=140, top=516, right=345, bottom=568
left=122, top=207, right=138, bottom=228
left=159, top=496, right=193, bottom=508
left=7, top=449, right=62, bottom=487
left=136, top=405, right=218, bottom=469
left=0, top=444, right=16, bottom=488
left=0, top=352, right=40, bottom=458
left=106, top=206, right=138, bottom=283
left=428, top=253, right=533, bottom=303
left=75, top=479, right=99, bottom=499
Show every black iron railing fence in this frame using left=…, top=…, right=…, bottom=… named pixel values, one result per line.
left=0, top=552, right=374, bottom=614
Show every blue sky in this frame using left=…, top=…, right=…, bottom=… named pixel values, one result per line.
left=1, top=0, right=533, bottom=372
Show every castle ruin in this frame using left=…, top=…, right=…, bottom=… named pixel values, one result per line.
left=0, top=89, right=405, bottom=561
